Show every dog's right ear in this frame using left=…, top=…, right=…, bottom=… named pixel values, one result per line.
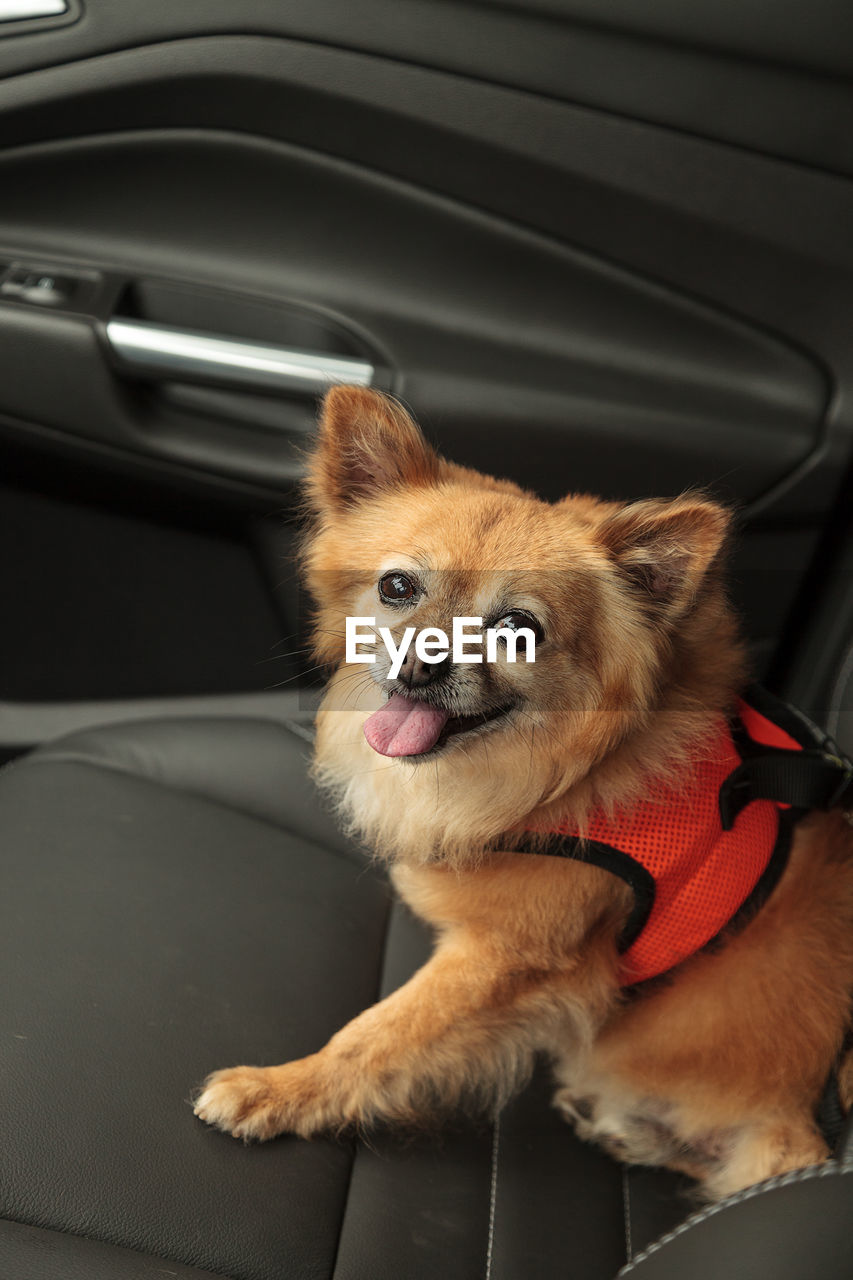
left=305, top=385, right=440, bottom=516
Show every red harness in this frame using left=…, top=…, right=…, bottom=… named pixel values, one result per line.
left=526, top=688, right=851, bottom=986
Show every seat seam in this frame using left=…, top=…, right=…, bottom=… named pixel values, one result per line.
left=327, top=1134, right=360, bottom=1280
left=281, top=717, right=317, bottom=744
left=616, top=1161, right=853, bottom=1275
left=329, top=891, right=401, bottom=1279
left=0, top=1212, right=236, bottom=1280
left=622, top=1165, right=633, bottom=1264
left=485, top=1111, right=501, bottom=1280
left=6, top=750, right=365, bottom=868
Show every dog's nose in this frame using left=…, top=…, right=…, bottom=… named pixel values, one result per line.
left=397, top=649, right=450, bottom=688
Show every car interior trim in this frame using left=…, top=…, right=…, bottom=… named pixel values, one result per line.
left=0, top=0, right=67, bottom=23
left=105, top=318, right=375, bottom=395
left=0, top=690, right=320, bottom=748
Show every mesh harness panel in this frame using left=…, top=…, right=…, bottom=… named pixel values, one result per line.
left=526, top=689, right=817, bottom=986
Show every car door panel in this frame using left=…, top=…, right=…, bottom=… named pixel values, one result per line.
left=0, top=2, right=848, bottom=688
left=0, top=129, right=825, bottom=501
left=1, top=0, right=852, bottom=173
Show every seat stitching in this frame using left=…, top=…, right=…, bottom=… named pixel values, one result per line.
left=331, top=895, right=406, bottom=1277
left=485, top=1112, right=501, bottom=1280
left=622, top=1165, right=633, bottom=1263
left=615, top=1161, right=853, bottom=1275
left=8, top=750, right=365, bottom=867
left=281, top=718, right=316, bottom=744
left=0, top=1212, right=234, bottom=1279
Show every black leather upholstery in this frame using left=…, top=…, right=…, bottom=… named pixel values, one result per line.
left=828, top=645, right=853, bottom=755
left=0, top=714, right=847, bottom=1278
left=785, top=513, right=853, bottom=757
left=0, top=721, right=389, bottom=1279
left=0, top=1219, right=225, bottom=1280
left=620, top=1164, right=853, bottom=1279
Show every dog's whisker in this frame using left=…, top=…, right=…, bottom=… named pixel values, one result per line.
left=255, top=648, right=313, bottom=665
left=265, top=663, right=331, bottom=690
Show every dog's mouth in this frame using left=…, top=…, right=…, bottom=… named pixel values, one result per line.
left=363, top=691, right=512, bottom=758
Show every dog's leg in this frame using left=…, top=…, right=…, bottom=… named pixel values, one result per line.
left=552, top=1048, right=831, bottom=1200
left=698, top=1119, right=829, bottom=1201
left=194, top=937, right=572, bottom=1141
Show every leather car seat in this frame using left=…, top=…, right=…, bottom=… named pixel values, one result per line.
left=1, top=712, right=851, bottom=1278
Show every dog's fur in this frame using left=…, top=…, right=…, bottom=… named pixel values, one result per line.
left=195, top=386, right=853, bottom=1201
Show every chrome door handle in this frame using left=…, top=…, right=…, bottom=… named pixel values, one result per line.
left=105, top=319, right=375, bottom=395
left=0, top=1, right=68, bottom=20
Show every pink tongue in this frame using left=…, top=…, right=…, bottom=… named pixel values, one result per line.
left=364, top=693, right=450, bottom=757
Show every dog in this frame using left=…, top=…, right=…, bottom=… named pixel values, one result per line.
left=194, top=385, right=853, bottom=1202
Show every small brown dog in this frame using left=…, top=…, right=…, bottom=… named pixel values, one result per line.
left=195, top=385, right=853, bottom=1201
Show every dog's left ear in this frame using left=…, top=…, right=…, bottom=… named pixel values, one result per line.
left=306, top=385, right=440, bottom=516
left=597, top=494, right=730, bottom=617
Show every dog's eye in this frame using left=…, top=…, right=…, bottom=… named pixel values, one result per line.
left=379, top=571, right=418, bottom=603
left=492, top=611, right=544, bottom=642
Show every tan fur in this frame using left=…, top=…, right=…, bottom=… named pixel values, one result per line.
left=195, top=387, right=853, bottom=1202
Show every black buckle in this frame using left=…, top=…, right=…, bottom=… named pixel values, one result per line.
left=719, top=749, right=853, bottom=831
left=719, top=767, right=753, bottom=831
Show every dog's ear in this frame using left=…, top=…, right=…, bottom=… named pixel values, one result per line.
left=306, top=385, right=440, bottom=515
left=596, top=495, right=730, bottom=617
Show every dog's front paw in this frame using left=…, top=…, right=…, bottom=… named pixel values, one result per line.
left=194, top=1063, right=313, bottom=1142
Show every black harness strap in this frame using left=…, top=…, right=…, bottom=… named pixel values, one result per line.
left=720, top=686, right=853, bottom=831
left=719, top=747, right=853, bottom=830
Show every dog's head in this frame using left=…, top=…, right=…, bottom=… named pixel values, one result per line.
left=302, top=387, right=744, bottom=863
